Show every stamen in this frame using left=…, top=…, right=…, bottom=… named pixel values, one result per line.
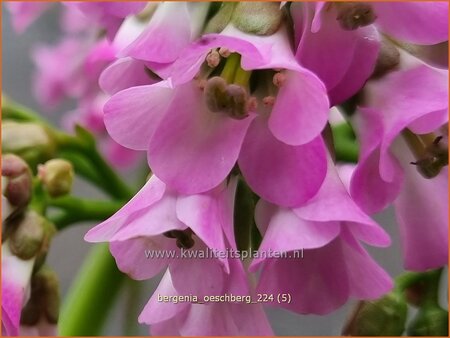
left=219, top=47, right=231, bottom=58
left=247, top=97, right=258, bottom=111
left=335, top=3, right=377, bottom=30
left=263, top=96, right=276, bottom=106
left=402, top=129, right=448, bottom=178
left=206, top=49, right=221, bottom=68
left=163, top=229, right=195, bottom=249
left=273, top=72, right=287, bottom=87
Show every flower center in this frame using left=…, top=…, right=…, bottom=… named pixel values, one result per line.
left=402, top=129, right=448, bottom=178
left=335, top=2, right=377, bottom=30
left=197, top=51, right=286, bottom=118
left=163, top=229, right=195, bottom=249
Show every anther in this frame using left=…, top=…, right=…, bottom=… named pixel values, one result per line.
left=273, top=72, right=287, bottom=87
left=403, top=130, right=448, bottom=179
left=163, top=229, right=195, bottom=249
left=335, top=3, right=377, bottom=30
left=206, top=49, right=221, bottom=68
left=263, top=96, right=276, bottom=106
left=219, top=47, right=231, bottom=58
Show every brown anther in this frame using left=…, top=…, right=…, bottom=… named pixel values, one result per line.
left=163, top=229, right=195, bottom=249
left=273, top=72, right=287, bottom=87
left=336, top=3, right=377, bottom=30
left=410, top=136, right=448, bottom=179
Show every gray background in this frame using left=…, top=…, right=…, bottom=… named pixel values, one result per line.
left=2, top=3, right=447, bottom=336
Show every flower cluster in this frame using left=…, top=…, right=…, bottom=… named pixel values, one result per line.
left=4, top=1, right=448, bottom=336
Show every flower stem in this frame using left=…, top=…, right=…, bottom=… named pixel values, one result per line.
left=59, top=244, right=125, bottom=336
left=2, top=96, right=134, bottom=200
left=47, top=195, right=124, bottom=230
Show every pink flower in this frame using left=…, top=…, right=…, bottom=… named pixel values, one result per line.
left=292, top=3, right=380, bottom=105
left=85, top=176, right=237, bottom=296
left=140, top=269, right=273, bottom=336
left=6, top=2, right=51, bottom=33
left=350, top=51, right=448, bottom=271
left=86, top=176, right=273, bottom=334
left=250, top=159, right=392, bottom=314
left=1, top=243, right=35, bottom=336
left=32, top=38, right=116, bottom=109
left=292, top=2, right=448, bottom=106
left=104, top=23, right=329, bottom=207
left=65, top=2, right=146, bottom=40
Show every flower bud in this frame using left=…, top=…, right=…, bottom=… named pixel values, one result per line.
left=21, top=266, right=60, bottom=327
left=2, top=121, right=57, bottom=168
left=407, top=306, right=448, bottom=336
left=232, top=2, right=284, bottom=36
left=204, top=3, right=236, bottom=33
left=2, top=154, right=33, bottom=209
left=335, top=2, right=377, bottom=30
left=38, top=159, right=74, bottom=197
left=342, top=293, right=407, bottom=336
left=8, top=210, right=51, bottom=260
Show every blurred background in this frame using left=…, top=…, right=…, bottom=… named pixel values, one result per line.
left=2, top=3, right=447, bottom=336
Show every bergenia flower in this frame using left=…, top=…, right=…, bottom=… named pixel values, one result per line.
left=105, top=20, right=329, bottom=207
left=292, top=2, right=448, bottom=106
left=250, top=159, right=392, bottom=314
left=1, top=243, right=35, bottom=336
left=85, top=175, right=237, bottom=297
left=65, top=2, right=147, bottom=40
left=140, top=268, right=273, bottom=336
left=292, top=2, right=380, bottom=106
left=350, top=50, right=448, bottom=271
left=85, top=175, right=273, bottom=334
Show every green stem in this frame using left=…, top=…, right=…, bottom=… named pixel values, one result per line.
left=2, top=95, right=48, bottom=125
left=56, top=132, right=133, bottom=200
left=59, top=244, right=125, bottom=336
left=2, top=96, right=134, bottom=200
left=47, top=196, right=124, bottom=230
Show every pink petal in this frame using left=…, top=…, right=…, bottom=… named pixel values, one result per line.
left=122, top=3, right=192, bottom=63
left=111, top=191, right=187, bottom=241
left=351, top=147, right=404, bottom=215
left=1, top=244, right=35, bottom=336
left=268, top=70, right=329, bottom=145
left=176, top=183, right=233, bottom=271
left=257, top=238, right=350, bottom=315
left=372, top=2, right=449, bottom=45
left=84, top=176, right=166, bottom=242
left=250, top=202, right=340, bottom=269
left=295, top=159, right=391, bottom=247
left=99, top=57, right=156, bottom=95
left=109, top=237, right=173, bottom=280
left=341, top=230, right=393, bottom=299
left=169, top=33, right=268, bottom=86
left=169, top=245, right=225, bottom=298
left=393, top=141, right=448, bottom=271
left=138, top=269, right=189, bottom=325
left=239, top=116, right=327, bottom=207
left=148, top=82, right=254, bottom=194
left=103, top=81, right=173, bottom=151
left=294, top=3, right=380, bottom=105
